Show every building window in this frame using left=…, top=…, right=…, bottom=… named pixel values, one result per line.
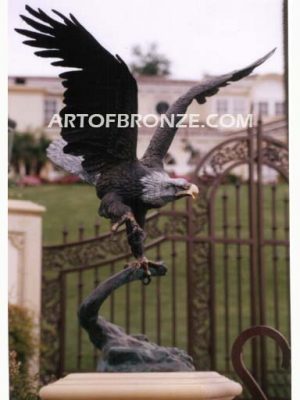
left=44, top=98, right=57, bottom=125
left=258, top=102, right=269, bottom=117
left=216, top=99, right=228, bottom=114
left=14, top=77, right=26, bottom=85
left=233, top=98, right=246, bottom=114
left=275, top=101, right=284, bottom=116
left=156, top=101, right=169, bottom=114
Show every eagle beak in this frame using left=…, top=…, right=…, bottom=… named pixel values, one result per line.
left=176, top=183, right=199, bottom=199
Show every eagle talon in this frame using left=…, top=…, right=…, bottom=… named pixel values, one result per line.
left=142, top=275, right=152, bottom=286
left=140, top=258, right=151, bottom=285
left=127, top=256, right=150, bottom=275
left=112, top=212, right=143, bottom=236
left=111, top=213, right=131, bottom=232
left=111, top=223, right=119, bottom=233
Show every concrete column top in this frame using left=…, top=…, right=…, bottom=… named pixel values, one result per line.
left=8, top=199, right=46, bottom=215
left=39, top=372, right=243, bottom=400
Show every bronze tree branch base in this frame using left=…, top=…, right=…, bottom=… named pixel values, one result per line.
left=78, top=263, right=195, bottom=372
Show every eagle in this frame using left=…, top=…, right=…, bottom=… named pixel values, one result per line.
left=16, top=6, right=274, bottom=279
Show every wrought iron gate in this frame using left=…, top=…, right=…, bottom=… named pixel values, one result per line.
left=189, top=119, right=290, bottom=398
left=41, top=119, right=290, bottom=398
left=41, top=205, right=193, bottom=379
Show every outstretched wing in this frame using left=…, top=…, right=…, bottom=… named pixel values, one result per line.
left=141, top=49, right=276, bottom=168
left=16, top=6, right=138, bottom=175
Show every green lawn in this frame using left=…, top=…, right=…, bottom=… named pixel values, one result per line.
left=9, top=183, right=290, bottom=391
left=9, top=184, right=106, bottom=244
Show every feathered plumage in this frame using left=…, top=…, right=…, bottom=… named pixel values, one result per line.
left=16, top=6, right=275, bottom=276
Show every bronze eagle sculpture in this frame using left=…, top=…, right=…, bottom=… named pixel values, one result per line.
left=16, top=6, right=274, bottom=278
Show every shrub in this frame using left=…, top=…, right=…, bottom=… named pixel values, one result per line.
left=9, top=350, right=39, bottom=400
left=9, top=304, right=35, bottom=370
left=9, top=304, right=40, bottom=399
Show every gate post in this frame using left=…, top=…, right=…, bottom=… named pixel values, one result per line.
left=185, top=192, right=211, bottom=371
left=186, top=196, right=194, bottom=359
left=256, top=118, right=267, bottom=392
left=247, top=124, right=259, bottom=379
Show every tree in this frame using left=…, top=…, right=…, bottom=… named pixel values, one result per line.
left=11, top=134, right=35, bottom=175
left=11, top=133, right=51, bottom=176
left=130, top=43, right=171, bottom=77
left=31, top=135, right=51, bottom=175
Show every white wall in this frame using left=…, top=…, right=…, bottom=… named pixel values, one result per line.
left=250, top=77, right=284, bottom=117
left=8, top=90, right=45, bottom=132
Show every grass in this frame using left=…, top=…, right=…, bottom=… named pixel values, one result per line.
left=9, top=183, right=290, bottom=394
left=9, top=184, right=106, bottom=244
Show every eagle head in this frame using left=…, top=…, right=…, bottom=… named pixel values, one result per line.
left=141, top=172, right=199, bottom=207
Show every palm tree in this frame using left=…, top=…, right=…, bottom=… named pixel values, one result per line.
left=31, top=135, right=51, bottom=175
left=11, top=133, right=50, bottom=176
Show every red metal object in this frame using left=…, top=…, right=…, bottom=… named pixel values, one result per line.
left=231, top=326, right=291, bottom=400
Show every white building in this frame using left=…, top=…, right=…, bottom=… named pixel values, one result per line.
left=8, top=73, right=286, bottom=177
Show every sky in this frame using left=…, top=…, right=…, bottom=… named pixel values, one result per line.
left=8, top=0, right=284, bottom=80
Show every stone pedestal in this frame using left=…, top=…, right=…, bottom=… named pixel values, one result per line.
left=8, top=200, right=45, bottom=309
left=8, top=199, right=45, bottom=376
left=39, top=372, right=242, bottom=400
